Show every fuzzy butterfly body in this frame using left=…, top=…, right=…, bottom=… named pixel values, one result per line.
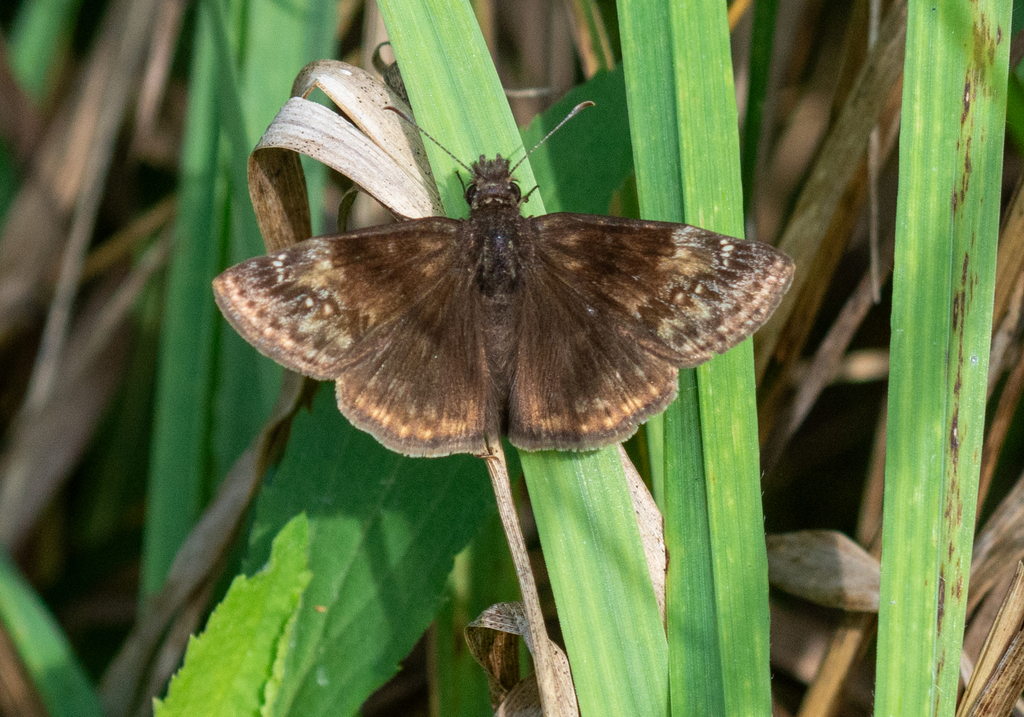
left=213, top=156, right=794, bottom=457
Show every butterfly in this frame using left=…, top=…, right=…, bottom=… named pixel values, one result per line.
left=213, top=112, right=794, bottom=457
left=213, top=164, right=794, bottom=457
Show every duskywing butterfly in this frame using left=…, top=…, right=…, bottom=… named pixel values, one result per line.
left=213, top=110, right=794, bottom=457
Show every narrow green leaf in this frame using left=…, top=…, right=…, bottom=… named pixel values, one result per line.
left=378, top=2, right=670, bottom=715
left=677, top=0, right=773, bottom=700
left=521, top=449, right=669, bottom=716
left=156, top=515, right=311, bottom=717
left=741, top=0, right=780, bottom=218
left=0, top=551, right=104, bottom=717
left=875, top=1, right=1009, bottom=715
left=8, top=0, right=83, bottom=99
left=620, top=0, right=772, bottom=713
left=144, top=4, right=229, bottom=596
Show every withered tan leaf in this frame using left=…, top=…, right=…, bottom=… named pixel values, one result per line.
left=767, top=530, right=880, bottom=612
left=467, top=601, right=576, bottom=717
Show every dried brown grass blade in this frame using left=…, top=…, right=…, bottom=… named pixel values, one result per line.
left=561, top=0, right=615, bottom=76
left=767, top=530, right=880, bottom=612
left=978, top=341, right=1024, bottom=517
left=796, top=612, right=877, bottom=717
left=0, top=0, right=162, bottom=356
left=0, top=235, right=170, bottom=551
left=971, top=469, right=1024, bottom=615
left=754, top=0, right=907, bottom=380
left=958, top=563, right=1024, bottom=717
left=762, top=232, right=895, bottom=473
left=618, top=446, right=666, bottom=623
left=481, top=447, right=579, bottom=717
left=987, top=272, right=1023, bottom=398
left=994, top=175, right=1024, bottom=334
left=132, top=0, right=188, bottom=161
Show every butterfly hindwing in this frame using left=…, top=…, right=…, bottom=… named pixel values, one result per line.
left=212, top=219, right=491, bottom=456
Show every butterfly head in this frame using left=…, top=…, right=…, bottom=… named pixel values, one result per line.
left=464, top=155, right=523, bottom=212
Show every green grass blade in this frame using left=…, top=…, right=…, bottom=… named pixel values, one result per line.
left=144, top=3, right=230, bottom=596
left=0, top=551, right=104, bottom=717
left=8, top=0, right=82, bottom=99
left=143, top=0, right=334, bottom=596
left=741, top=0, right=780, bottom=218
left=620, top=0, right=772, bottom=713
left=874, top=1, right=1010, bottom=715
left=379, top=2, right=669, bottom=715
left=672, top=0, right=772, bottom=711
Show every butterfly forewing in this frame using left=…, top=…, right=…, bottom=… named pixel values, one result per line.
left=212, top=220, right=492, bottom=456
left=532, top=214, right=793, bottom=366
left=506, top=214, right=794, bottom=451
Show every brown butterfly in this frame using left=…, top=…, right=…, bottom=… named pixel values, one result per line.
left=213, top=116, right=793, bottom=457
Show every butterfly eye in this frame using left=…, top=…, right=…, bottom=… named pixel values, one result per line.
left=509, top=182, right=521, bottom=201
left=465, top=184, right=477, bottom=204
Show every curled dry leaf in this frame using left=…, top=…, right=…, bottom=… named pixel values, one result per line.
left=291, top=59, right=432, bottom=185
left=766, top=530, right=880, bottom=612
left=248, top=60, right=443, bottom=252
left=466, top=602, right=577, bottom=717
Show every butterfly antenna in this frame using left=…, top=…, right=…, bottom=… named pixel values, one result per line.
left=384, top=106, right=473, bottom=174
left=509, top=101, right=595, bottom=174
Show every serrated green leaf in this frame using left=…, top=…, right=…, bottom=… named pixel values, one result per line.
left=247, top=388, right=495, bottom=717
left=155, top=515, right=311, bottom=717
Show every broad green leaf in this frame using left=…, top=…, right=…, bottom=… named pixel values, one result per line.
left=520, top=67, right=633, bottom=216
left=248, top=388, right=495, bottom=717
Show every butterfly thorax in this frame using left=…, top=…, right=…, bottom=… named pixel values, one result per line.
left=466, top=155, right=528, bottom=298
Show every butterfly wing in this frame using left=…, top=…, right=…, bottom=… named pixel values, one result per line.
left=213, top=219, right=489, bottom=457
left=508, top=213, right=794, bottom=451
